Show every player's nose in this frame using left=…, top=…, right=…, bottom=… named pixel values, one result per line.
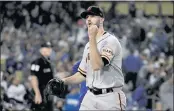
left=87, top=19, right=92, bottom=23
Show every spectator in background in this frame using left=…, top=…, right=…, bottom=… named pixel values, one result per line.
left=6, top=53, right=16, bottom=75
left=0, top=71, right=8, bottom=92
left=128, top=19, right=146, bottom=51
left=123, top=50, right=143, bottom=91
left=137, top=61, right=153, bottom=86
left=166, top=35, right=173, bottom=56
left=105, top=2, right=117, bottom=21
left=1, top=28, right=11, bottom=59
left=162, top=17, right=172, bottom=34
left=131, top=83, right=147, bottom=109
left=145, top=62, right=166, bottom=109
left=159, top=75, right=173, bottom=111
left=63, top=85, right=80, bottom=111
left=151, top=27, right=168, bottom=54
left=55, top=62, right=71, bottom=79
left=129, top=2, right=136, bottom=18
left=75, top=19, right=88, bottom=47
left=148, top=63, right=161, bottom=86
left=7, top=75, right=27, bottom=110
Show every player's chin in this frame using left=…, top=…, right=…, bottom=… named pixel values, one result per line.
left=87, top=24, right=91, bottom=27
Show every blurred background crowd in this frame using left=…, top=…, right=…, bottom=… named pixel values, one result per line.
left=0, top=1, right=173, bottom=111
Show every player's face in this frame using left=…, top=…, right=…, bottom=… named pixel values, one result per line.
left=41, top=47, right=52, bottom=57
left=86, top=15, right=101, bottom=28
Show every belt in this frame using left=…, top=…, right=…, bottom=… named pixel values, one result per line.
left=88, top=87, right=114, bottom=95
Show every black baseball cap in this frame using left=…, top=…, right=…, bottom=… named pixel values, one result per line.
left=80, top=6, right=104, bottom=19
left=41, top=41, right=52, bottom=48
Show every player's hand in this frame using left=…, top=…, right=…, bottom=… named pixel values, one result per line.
left=34, top=93, right=42, bottom=104
left=88, top=24, right=98, bottom=38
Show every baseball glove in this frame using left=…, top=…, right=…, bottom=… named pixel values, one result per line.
left=43, top=78, right=67, bottom=103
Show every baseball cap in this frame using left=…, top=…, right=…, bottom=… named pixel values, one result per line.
left=80, top=6, right=104, bottom=19
left=41, top=41, right=52, bottom=48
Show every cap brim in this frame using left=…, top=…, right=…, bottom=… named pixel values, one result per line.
left=80, top=11, right=96, bottom=19
left=41, top=45, right=52, bottom=48
left=41, top=46, right=52, bottom=48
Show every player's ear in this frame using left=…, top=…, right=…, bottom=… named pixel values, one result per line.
left=100, top=17, right=104, bottom=23
left=102, top=18, right=104, bottom=22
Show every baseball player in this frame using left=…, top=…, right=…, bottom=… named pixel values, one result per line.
left=62, top=6, right=126, bottom=110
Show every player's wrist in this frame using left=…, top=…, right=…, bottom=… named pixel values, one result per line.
left=35, top=90, right=41, bottom=95
left=89, top=36, right=97, bottom=43
left=62, top=78, right=67, bottom=84
left=89, top=35, right=96, bottom=38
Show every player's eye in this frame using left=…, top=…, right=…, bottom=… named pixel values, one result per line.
left=86, top=15, right=89, bottom=19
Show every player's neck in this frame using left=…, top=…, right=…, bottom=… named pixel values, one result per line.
left=96, top=27, right=105, bottom=41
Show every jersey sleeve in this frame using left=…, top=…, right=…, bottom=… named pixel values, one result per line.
left=78, top=46, right=87, bottom=76
left=72, top=60, right=81, bottom=74
left=100, top=38, right=120, bottom=66
left=30, top=61, right=41, bottom=76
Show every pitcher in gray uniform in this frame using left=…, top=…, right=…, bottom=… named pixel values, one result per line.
left=62, top=6, right=126, bottom=110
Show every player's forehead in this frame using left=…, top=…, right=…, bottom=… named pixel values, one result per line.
left=86, top=14, right=100, bottom=19
left=41, top=47, right=52, bottom=50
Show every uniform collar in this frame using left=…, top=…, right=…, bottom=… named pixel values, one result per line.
left=96, top=31, right=108, bottom=43
left=40, top=54, right=50, bottom=63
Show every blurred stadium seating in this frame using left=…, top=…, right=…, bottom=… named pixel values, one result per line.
left=0, top=1, right=173, bottom=111
left=97, top=1, right=173, bottom=16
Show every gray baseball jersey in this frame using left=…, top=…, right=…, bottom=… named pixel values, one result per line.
left=78, top=32, right=124, bottom=89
